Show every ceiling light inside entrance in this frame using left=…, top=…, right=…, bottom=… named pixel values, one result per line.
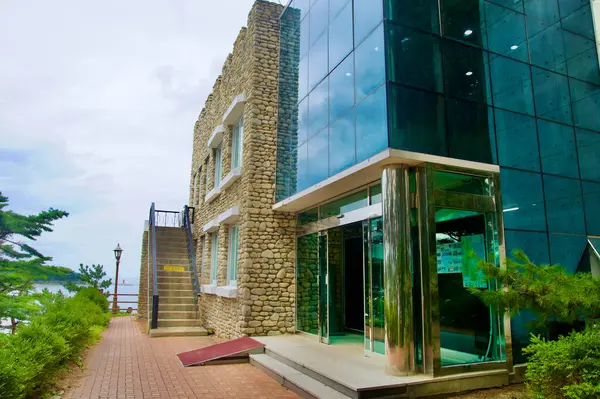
left=466, top=71, right=473, bottom=76
left=464, top=29, right=473, bottom=37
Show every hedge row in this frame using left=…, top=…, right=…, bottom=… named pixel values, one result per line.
left=0, top=288, right=110, bottom=398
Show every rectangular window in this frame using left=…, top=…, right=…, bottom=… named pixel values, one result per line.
left=227, top=225, right=239, bottom=285
left=192, top=173, right=197, bottom=205
left=210, top=232, right=219, bottom=284
left=214, top=145, right=222, bottom=187
left=232, top=116, right=243, bottom=169
left=199, top=236, right=206, bottom=283
left=197, top=167, right=203, bottom=205
left=204, top=159, right=209, bottom=193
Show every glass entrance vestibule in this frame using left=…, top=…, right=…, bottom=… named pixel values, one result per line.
left=295, top=163, right=512, bottom=377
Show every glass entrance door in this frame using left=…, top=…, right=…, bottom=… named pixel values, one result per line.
left=318, top=232, right=329, bottom=343
left=363, top=218, right=385, bottom=355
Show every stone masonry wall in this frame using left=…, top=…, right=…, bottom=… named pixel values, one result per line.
left=188, top=0, right=296, bottom=339
left=137, top=229, right=149, bottom=320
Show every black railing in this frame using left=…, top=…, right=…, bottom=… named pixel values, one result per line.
left=149, top=202, right=159, bottom=329
left=182, top=206, right=201, bottom=303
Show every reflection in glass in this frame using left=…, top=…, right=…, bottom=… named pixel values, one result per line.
left=527, top=23, right=566, bottom=74
left=570, top=79, right=600, bottom=132
left=356, top=85, right=388, bottom=163
left=505, top=229, right=550, bottom=265
left=549, top=233, right=588, bottom=273
left=385, top=0, right=440, bottom=34
left=329, top=1, right=353, bottom=69
left=495, top=109, right=540, bottom=171
left=307, top=128, right=329, bottom=187
left=490, top=55, right=534, bottom=115
left=319, top=233, right=328, bottom=341
left=320, top=190, right=368, bottom=218
left=298, top=98, right=309, bottom=145
left=308, top=77, right=329, bottom=138
left=524, top=0, right=560, bottom=37
left=355, top=23, right=385, bottom=102
left=576, top=129, right=600, bottom=182
left=532, top=67, right=572, bottom=124
left=442, top=40, right=491, bottom=103
left=329, top=55, right=355, bottom=122
left=537, top=120, right=578, bottom=178
left=543, top=175, right=585, bottom=234
left=364, top=218, right=385, bottom=355
left=297, top=143, right=308, bottom=191
left=370, top=184, right=382, bottom=205
left=485, top=2, right=528, bottom=61
left=582, top=182, right=600, bottom=235
left=310, top=0, right=328, bottom=47
left=500, top=168, right=546, bottom=231
left=563, top=31, right=600, bottom=85
left=440, top=0, right=486, bottom=47
left=561, top=4, right=595, bottom=40
left=296, top=233, right=320, bottom=335
left=446, top=99, right=494, bottom=164
left=309, top=33, right=329, bottom=90
left=329, top=110, right=356, bottom=176
left=353, top=0, right=383, bottom=45
left=297, top=207, right=318, bottom=226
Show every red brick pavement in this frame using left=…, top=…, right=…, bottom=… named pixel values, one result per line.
left=66, top=317, right=299, bottom=399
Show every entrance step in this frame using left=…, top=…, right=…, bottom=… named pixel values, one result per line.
left=250, top=354, right=351, bottom=399
left=149, top=326, right=207, bottom=338
left=157, top=318, right=202, bottom=328
left=158, top=303, right=196, bottom=312
left=158, top=296, right=196, bottom=304
left=159, top=311, right=198, bottom=320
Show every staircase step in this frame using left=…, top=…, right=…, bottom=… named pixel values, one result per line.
left=159, top=311, right=198, bottom=320
left=157, top=318, right=203, bottom=327
left=158, top=289, right=195, bottom=296
left=158, top=281, right=194, bottom=290
left=149, top=326, right=207, bottom=338
left=250, top=354, right=351, bottom=399
left=158, top=303, right=196, bottom=312
left=156, top=276, right=191, bottom=283
left=158, top=296, right=197, bottom=304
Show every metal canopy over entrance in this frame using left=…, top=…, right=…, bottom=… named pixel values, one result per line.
left=294, top=162, right=512, bottom=377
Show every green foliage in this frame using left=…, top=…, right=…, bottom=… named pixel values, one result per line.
left=0, top=291, right=109, bottom=398
left=523, top=328, right=600, bottom=399
left=469, top=249, right=600, bottom=329
left=75, top=286, right=109, bottom=313
left=63, top=263, right=112, bottom=293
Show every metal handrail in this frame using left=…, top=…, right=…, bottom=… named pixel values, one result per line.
left=149, top=202, right=159, bottom=329
left=183, top=205, right=201, bottom=302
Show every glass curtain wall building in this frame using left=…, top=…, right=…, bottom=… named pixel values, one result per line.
left=277, top=0, right=600, bottom=369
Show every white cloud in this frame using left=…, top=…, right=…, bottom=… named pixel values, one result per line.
left=0, top=0, right=258, bottom=281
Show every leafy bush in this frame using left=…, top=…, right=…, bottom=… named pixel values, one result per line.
left=524, top=328, right=600, bottom=399
left=0, top=291, right=109, bottom=398
left=75, top=286, right=109, bottom=313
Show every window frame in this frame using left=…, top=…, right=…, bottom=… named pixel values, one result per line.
left=214, top=145, right=222, bottom=187
left=210, top=232, right=219, bottom=285
left=227, top=225, right=239, bottom=286
left=231, top=116, right=244, bottom=169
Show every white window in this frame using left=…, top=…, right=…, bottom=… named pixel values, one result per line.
left=210, top=232, right=219, bottom=284
left=214, top=145, right=222, bottom=187
left=231, top=116, right=243, bottom=169
left=227, top=225, right=239, bottom=285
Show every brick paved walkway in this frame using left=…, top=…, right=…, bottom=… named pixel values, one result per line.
left=66, top=317, right=299, bottom=399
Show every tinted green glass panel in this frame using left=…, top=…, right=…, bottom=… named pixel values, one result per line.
left=320, top=190, right=368, bottom=218
left=356, top=85, right=388, bottom=162
left=505, top=229, right=550, bottom=264
left=532, top=67, right=572, bottom=124
left=495, top=109, right=540, bottom=171
left=570, top=79, right=600, bottom=132
left=440, top=0, right=486, bottom=47
left=543, top=175, right=585, bottom=234
left=538, top=120, right=579, bottom=178
left=563, top=31, right=600, bottom=85
left=446, top=99, right=495, bottom=164
left=370, top=184, right=382, bottom=205
left=524, top=0, right=560, bottom=36
left=561, top=5, right=595, bottom=40
left=389, top=84, right=446, bottom=156
left=433, top=170, right=494, bottom=196
left=309, top=33, right=328, bottom=90
left=442, top=39, right=492, bottom=104
left=493, top=0, right=523, bottom=12
left=308, top=77, right=329, bottom=138
left=527, top=23, right=567, bottom=74
left=328, top=1, right=353, bottom=69
left=384, top=0, right=440, bottom=34
left=387, top=24, right=443, bottom=93
left=485, top=2, right=529, bottom=62
left=354, top=0, right=383, bottom=45
left=583, top=182, right=600, bottom=235
left=490, top=55, right=534, bottom=115
left=355, top=23, right=385, bottom=102
left=370, top=218, right=385, bottom=355
left=558, top=0, right=587, bottom=18
left=329, top=109, right=356, bottom=176
left=298, top=207, right=319, bottom=225
left=576, top=128, right=600, bottom=182
left=307, top=128, right=329, bottom=186
left=296, top=233, right=320, bottom=335
left=329, top=55, right=355, bottom=122
left=549, top=233, right=587, bottom=273
left=500, top=168, right=546, bottom=231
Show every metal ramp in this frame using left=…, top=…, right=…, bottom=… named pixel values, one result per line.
left=177, top=336, right=265, bottom=367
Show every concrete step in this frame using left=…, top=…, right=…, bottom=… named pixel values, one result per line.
left=155, top=252, right=190, bottom=259
left=158, top=296, right=196, bottom=304
left=158, top=281, right=194, bottom=290
left=157, top=318, right=203, bottom=328
left=156, top=256, right=190, bottom=264
left=158, top=303, right=196, bottom=312
left=149, top=326, right=207, bottom=338
left=158, top=289, right=195, bottom=297
left=157, top=270, right=190, bottom=277
left=250, top=354, right=351, bottom=399
left=159, top=310, right=198, bottom=320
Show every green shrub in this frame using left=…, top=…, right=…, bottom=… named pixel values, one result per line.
left=75, top=286, right=109, bottom=313
left=524, top=328, right=600, bottom=399
left=0, top=291, right=109, bottom=399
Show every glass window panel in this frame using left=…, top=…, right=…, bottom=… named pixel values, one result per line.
left=297, top=143, right=308, bottom=192
left=296, top=233, right=320, bottom=334
left=532, top=67, right=572, bottom=124
left=495, top=109, right=540, bottom=171
left=570, top=79, right=600, bottom=132
left=306, top=128, right=329, bottom=186
left=543, top=174, right=585, bottom=234
left=442, top=39, right=492, bottom=103
left=356, top=85, right=388, bottom=162
left=491, top=0, right=523, bottom=12
left=227, top=225, right=239, bottom=284
left=308, top=33, right=328, bottom=90
left=308, top=77, right=329, bottom=139
left=354, top=0, right=383, bottom=45
left=355, top=24, right=385, bottom=102
left=214, top=145, right=222, bottom=186
left=538, top=120, right=579, bottom=178
left=298, top=207, right=319, bottom=225
left=290, top=0, right=311, bottom=22
left=299, top=54, right=309, bottom=101
left=505, top=229, right=550, bottom=265
left=384, top=0, right=440, bottom=34
left=561, top=5, right=595, bottom=40
left=300, top=15, right=310, bottom=57
left=310, top=0, right=329, bottom=47
left=440, top=0, right=486, bottom=47
left=583, top=181, right=600, bottom=235
left=210, top=232, right=219, bottom=284
left=387, top=25, right=443, bottom=93
left=298, top=97, right=309, bottom=145
left=558, top=0, right=588, bottom=19
left=576, top=128, right=600, bottom=182
left=232, top=116, right=243, bottom=169
left=370, top=183, right=382, bottom=205
left=528, top=23, right=567, bottom=74
left=485, top=2, right=529, bottom=62
left=330, top=0, right=351, bottom=19
left=329, top=109, right=356, bottom=176
left=563, top=31, right=600, bottom=85
left=490, top=55, right=534, bottom=115
left=320, top=190, right=368, bottom=218
left=329, top=55, right=355, bottom=122
left=446, top=99, right=495, bottom=164
left=328, top=1, right=353, bottom=69
left=549, top=233, right=588, bottom=273
left=500, top=168, right=546, bottom=231
left=389, top=84, right=447, bottom=156
left=524, top=0, right=560, bottom=36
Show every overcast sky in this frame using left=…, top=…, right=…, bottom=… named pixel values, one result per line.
left=0, top=0, right=273, bottom=281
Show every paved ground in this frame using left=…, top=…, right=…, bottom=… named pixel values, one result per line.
left=65, top=317, right=299, bottom=399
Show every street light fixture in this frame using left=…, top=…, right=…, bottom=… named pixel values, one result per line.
left=112, top=243, right=123, bottom=314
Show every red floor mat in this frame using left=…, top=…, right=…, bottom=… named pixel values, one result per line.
left=177, top=336, right=265, bottom=367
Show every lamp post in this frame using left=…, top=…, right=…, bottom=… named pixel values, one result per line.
left=112, top=243, right=123, bottom=314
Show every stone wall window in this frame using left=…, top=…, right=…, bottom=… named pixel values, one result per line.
left=227, top=225, right=239, bottom=285
left=192, top=172, right=198, bottom=205
left=214, top=145, right=223, bottom=187
left=199, top=235, right=206, bottom=283
left=210, top=232, right=219, bottom=284
left=231, top=116, right=244, bottom=169
left=197, top=166, right=203, bottom=206
left=204, top=159, right=209, bottom=192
